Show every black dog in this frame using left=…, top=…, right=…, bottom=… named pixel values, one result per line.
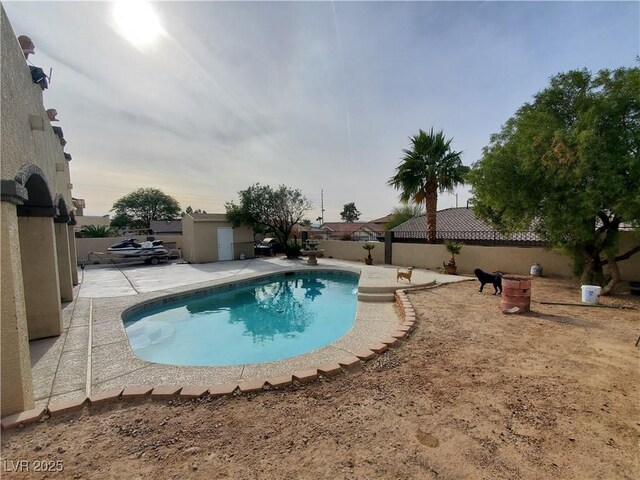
left=474, top=268, right=502, bottom=295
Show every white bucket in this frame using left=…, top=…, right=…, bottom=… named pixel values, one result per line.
left=581, top=285, right=602, bottom=304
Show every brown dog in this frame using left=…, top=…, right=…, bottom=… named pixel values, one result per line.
left=397, top=267, right=414, bottom=282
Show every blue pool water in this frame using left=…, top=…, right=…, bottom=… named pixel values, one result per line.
left=123, top=272, right=358, bottom=366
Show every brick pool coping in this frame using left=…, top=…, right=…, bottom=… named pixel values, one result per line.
left=2, top=263, right=437, bottom=429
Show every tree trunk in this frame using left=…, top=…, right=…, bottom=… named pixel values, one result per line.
left=601, top=252, right=620, bottom=296
left=425, top=182, right=438, bottom=244
left=579, top=246, right=605, bottom=288
left=580, top=248, right=595, bottom=285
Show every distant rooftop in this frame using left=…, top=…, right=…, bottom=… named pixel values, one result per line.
left=392, top=207, right=496, bottom=233
left=392, top=207, right=543, bottom=244
left=370, top=214, right=394, bottom=224
left=189, top=213, right=228, bottom=222
left=320, top=222, right=380, bottom=233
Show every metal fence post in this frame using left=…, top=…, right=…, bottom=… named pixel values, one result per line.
left=384, top=231, right=393, bottom=265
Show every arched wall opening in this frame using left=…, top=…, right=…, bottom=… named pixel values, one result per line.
left=15, top=165, right=63, bottom=339
left=54, top=194, right=73, bottom=301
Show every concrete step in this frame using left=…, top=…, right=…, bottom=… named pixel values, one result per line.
left=357, top=292, right=396, bottom=302
left=358, top=280, right=435, bottom=294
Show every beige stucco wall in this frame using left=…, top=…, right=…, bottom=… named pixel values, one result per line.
left=54, top=222, right=73, bottom=301
left=18, top=217, right=62, bottom=339
left=319, top=231, right=640, bottom=280
left=391, top=243, right=574, bottom=277
left=75, top=235, right=184, bottom=262
left=318, top=240, right=385, bottom=264
left=1, top=203, right=34, bottom=415
left=67, top=224, right=78, bottom=285
left=182, top=216, right=196, bottom=263
left=192, top=222, right=219, bottom=263
left=1, top=6, right=80, bottom=416
left=0, top=7, right=72, bottom=207
left=234, top=225, right=254, bottom=244
left=616, top=232, right=640, bottom=281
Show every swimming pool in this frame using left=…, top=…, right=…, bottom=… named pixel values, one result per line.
left=123, top=271, right=359, bottom=366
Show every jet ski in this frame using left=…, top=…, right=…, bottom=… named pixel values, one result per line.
left=107, top=238, right=169, bottom=258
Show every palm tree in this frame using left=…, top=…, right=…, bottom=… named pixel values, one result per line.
left=387, top=128, right=469, bottom=243
left=444, top=240, right=463, bottom=266
left=79, top=224, right=116, bottom=238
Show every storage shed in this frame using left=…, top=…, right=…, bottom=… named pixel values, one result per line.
left=181, top=213, right=254, bottom=263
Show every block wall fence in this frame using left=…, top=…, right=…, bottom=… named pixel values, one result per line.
left=75, top=235, right=184, bottom=262
left=318, top=231, right=640, bottom=281
left=76, top=233, right=639, bottom=280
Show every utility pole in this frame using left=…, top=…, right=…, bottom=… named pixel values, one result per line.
left=321, top=189, right=325, bottom=225
left=454, top=192, right=458, bottom=208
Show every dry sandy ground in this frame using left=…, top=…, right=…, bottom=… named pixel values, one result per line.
left=2, top=277, right=639, bottom=479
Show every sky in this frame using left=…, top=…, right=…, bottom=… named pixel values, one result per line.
left=4, top=1, right=638, bottom=222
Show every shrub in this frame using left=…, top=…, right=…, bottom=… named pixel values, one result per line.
left=79, top=225, right=116, bottom=238
left=363, top=242, right=375, bottom=262
left=284, top=240, right=302, bottom=259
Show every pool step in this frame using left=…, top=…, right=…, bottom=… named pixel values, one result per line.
left=358, top=280, right=435, bottom=294
left=357, top=292, right=396, bottom=303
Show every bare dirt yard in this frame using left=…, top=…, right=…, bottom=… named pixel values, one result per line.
left=2, top=277, right=639, bottom=479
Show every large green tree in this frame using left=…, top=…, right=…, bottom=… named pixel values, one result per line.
left=111, top=188, right=181, bottom=229
left=225, top=184, right=312, bottom=256
left=388, top=128, right=469, bottom=242
left=468, top=67, right=640, bottom=293
left=340, top=202, right=361, bottom=222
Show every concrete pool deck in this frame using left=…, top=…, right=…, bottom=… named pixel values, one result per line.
left=28, top=257, right=467, bottom=411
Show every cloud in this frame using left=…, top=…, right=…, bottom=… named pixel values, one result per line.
left=4, top=1, right=638, bottom=219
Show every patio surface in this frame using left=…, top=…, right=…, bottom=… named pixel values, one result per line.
left=30, top=257, right=467, bottom=409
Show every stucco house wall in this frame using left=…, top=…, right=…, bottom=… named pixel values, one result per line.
left=1, top=6, right=78, bottom=416
left=233, top=225, right=254, bottom=243
left=1, top=14, right=72, bottom=205
left=192, top=220, right=218, bottom=263
left=181, top=213, right=196, bottom=263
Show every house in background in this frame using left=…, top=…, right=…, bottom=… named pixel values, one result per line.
left=319, top=221, right=383, bottom=241
left=299, top=224, right=326, bottom=240
left=181, top=213, right=253, bottom=263
left=72, top=197, right=85, bottom=215
left=391, top=207, right=544, bottom=245
left=150, top=219, right=182, bottom=236
left=370, top=214, right=395, bottom=230
left=71, top=197, right=110, bottom=233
